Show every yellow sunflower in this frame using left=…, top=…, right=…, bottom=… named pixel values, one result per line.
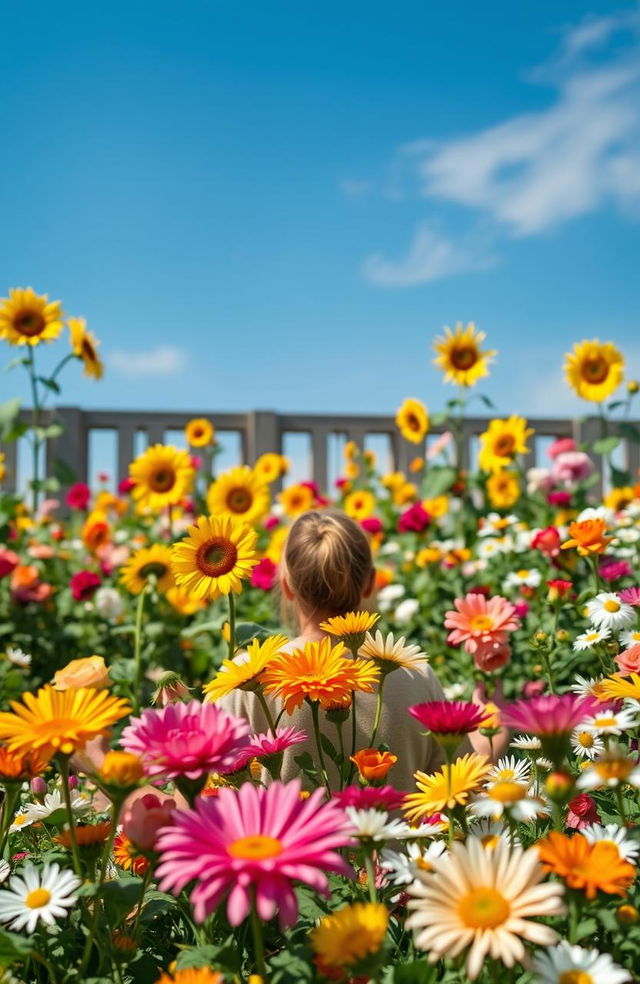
left=478, top=416, right=534, bottom=473
left=184, top=418, right=215, bottom=447
left=206, top=465, right=270, bottom=526
left=129, top=444, right=195, bottom=512
left=171, top=514, right=258, bottom=600
left=310, top=902, right=389, bottom=971
left=564, top=339, right=624, bottom=403
left=0, top=287, right=64, bottom=347
left=203, top=633, right=288, bottom=701
left=344, top=489, right=376, bottom=521
left=396, top=398, right=429, bottom=444
left=68, top=318, right=103, bottom=380
left=120, top=543, right=175, bottom=594
left=165, top=585, right=207, bottom=615
left=404, top=753, right=491, bottom=821
left=279, top=482, right=315, bottom=516
left=486, top=470, right=520, bottom=509
left=433, top=322, right=496, bottom=387
left=254, top=452, right=286, bottom=483
left=604, top=486, right=636, bottom=511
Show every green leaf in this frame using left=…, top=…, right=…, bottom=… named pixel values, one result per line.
left=421, top=466, right=457, bottom=500
left=607, top=400, right=626, bottom=412
left=610, top=464, right=631, bottom=488
left=592, top=436, right=620, bottom=455
left=37, top=375, right=61, bottom=394
left=99, top=876, right=144, bottom=927
left=389, top=963, right=437, bottom=983
left=4, top=356, right=29, bottom=371
left=619, top=421, right=640, bottom=444
left=0, top=926, right=33, bottom=967
left=235, top=621, right=273, bottom=647
left=429, top=412, right=449, bottom=427
left=269, top=948, right=314, bottom=983
left=0, top=398, right=21, bottom=440
left=176, top=940, right=241, bottom=973
left=479, top=393, right=496, bottom=409
left=181, top=616, right=227, bottom=639
left=53, top=457, right=77, bottom=485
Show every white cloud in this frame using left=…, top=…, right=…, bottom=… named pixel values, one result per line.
left=107, top=345, right=188, bottom=377
left=363, top=223, right=495, bottom=286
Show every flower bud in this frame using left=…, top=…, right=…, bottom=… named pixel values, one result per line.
left=350, top=748, right=397, bottom=784
left=616, top=903, right=638, bottom=925
left=628, top=380, right=639, bottom=395
left=99, top=751, right=144, bottom=788
left=545, top=770, right=574, bottom=802
left=30, top=777, right=48, bottom=798
left=151, top=672, right=191, bottom=707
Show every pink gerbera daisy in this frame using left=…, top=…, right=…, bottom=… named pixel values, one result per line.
left=120, top=700, right=250, bottom=780
left=409, top=701, right=490, bottom=736
left=501, top=694, right=600, bottom=736
left=444, top=593, right=520, bottom=654
left=333, top=785, right=406, bottom=812
left=155, top=780, right=354, bottom=926
left=232, top=727, right=308, bottom=769
left=619, top=587, right=640, bottom=606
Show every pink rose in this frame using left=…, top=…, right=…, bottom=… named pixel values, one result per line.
left=550, top=451, right=594, bottom=487
left=566, top=793, right=599, bottom=830
left=615, top=643, right=640, bottom=676
left=360, top=516, right=383, bottom=535
left=523, top=679, right=547, bottom=698
left=122, top=793, right=176, bottom=851
left=548, top=437, right=577, bottom=459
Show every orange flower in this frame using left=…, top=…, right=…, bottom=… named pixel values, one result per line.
left=350, top=748, right=397, bottom=782
left=113, top=832, right=150, bottom=875
left=0, top=745, right=48, bottom=783
left=537, top=831, right=635, bottom=899
left=561, top=518, right=613, bottom=557
left=82, top=510, right=111, bottom=553
left=55, top=821, right=112, bottom=850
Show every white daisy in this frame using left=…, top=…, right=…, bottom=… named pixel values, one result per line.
left=620, top=628, right=640, bottom=648
left=443, top=682, right=466, bottom=700
left=377, top=583, right=405, bottom=611
left=469, top=781, right=549, bottom=823
left=467, top=817, right=521, bottom=850
left=477, top=536, right=514, bottom=560
left=345, top=807, right=408, bottom=844
left=358, top=630, right=429, bottom=676
left=571, top=675, right=605, bottom=698
left=5, top=647, right=31, bottom=669
left=577, top=744, right=640, bottom=790
left=580, top=707, right=639, bottom=736
left=582, top=823, right=640, bottom=862
left=0, top=861, right=10, bottom=885
left=532, top=941, right=631, bottom=984
left=394, top=598, right=419, bottom=624
left=0, top=863, right=80, bottom=933
left=510, top=734, right=541, bottom=751
left=24, top=789, right=90, bottom=823
left=585, top=593, right=635, bottom=632
left=570, top=729, right=605, bottom=760
left=487, top=756, right=531, bottom=786
left=380, top=839, right=447, bottom=887
left=9, top=812, right=35, bottom=834
left=573, top=628, right=611, bottom=652
left=478, top=513, right=518, bottom=536
left=503, top=568, right=542, bottom=590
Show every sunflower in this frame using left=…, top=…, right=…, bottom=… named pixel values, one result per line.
left=279, top=483, right=315, bottom=517
left=0, top=685, right=130, bottom=761
left=68, top=318, right=103, bottom=380
left=0, top=452, right=5, bottom=485
left=343, top=489, right=376, bottom=522
left=433, top=322, right=496, bottom=387
left=0, top=288, right=64, bottom=347
left=120, top=544, right=175, bottom=595
left=171, top=515, right=258, bottom=600
left=478, top=416, right=534, bottom=473
left=184, top=418, right=215, bottom=448
left=319, top=611, right=380, bottom=654
left=165, top=585, right=207, bottom=615
left=564, top=339, right=624, bottom=403
left=537, top=831, right=635, bottom=899
left=310, top=902, right=389, bottom=971
left=396, top=399, right=429, bottom=444
left=254, top=452, right=286, bottom=484
left=486, top=470, right=520, bottom=509
left=203, top=633, right=288, bottom=701
left=129, top=444, right=194, bottom=512
left=597, top=673, right=640, bottom=703
left=206, top=466, right=270, bottom=526
left=604, top=486, right=636, bottom=511
left=404, top=753, right=491, bottom=821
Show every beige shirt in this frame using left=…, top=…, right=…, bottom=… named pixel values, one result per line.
left=218, top=646, right=472, bottom=792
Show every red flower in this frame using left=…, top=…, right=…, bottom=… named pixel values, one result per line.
left=65, top=482, right=91, bottom=510
left=70, top=570, right=101, bottom=601
left=566, top=793, right=599, bottom=830
left=548, top=437, right=577, bottom=459
left=10, top=565, right=52, bottom=604
left=264, top=515, right=280, bottom=531
left=599, top=560, right=633, bottom=582
left=523, top=679, right=547, bottom=698
left=532, top=526, right=561, bottom=558
left=250, top=558, right=277, bottom=591
left=547, top=491, right=572, bottom=506
left=547, top=579, right=573, bottom=602
left=0, top=546, right=19, bottom=580
left=118, top=477, right=136, bottom=495
left=333, top=785, right=406, bottom=812
left=398, top=502, right=431, bottom=533
left=360, top=516, right=383, bottom=534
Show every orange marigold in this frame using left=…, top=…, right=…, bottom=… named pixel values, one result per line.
left=561, top=518, right=613, bottom=557
left=0, top=745, right=48, bottom=782
left=537, top=831, right=635, bottom=900
left=113, top=832, right=150, bottom=876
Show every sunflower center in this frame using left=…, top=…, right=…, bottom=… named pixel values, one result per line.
left=196, top=537, right=238, bottom=577
left=559, top=971, right=594, bottom=984
left=138, top=562, right=168, bottom=581
left=82, top=338, right=97, bottom=361
left=226, top=487, right=253, bottom=513
left=150, top=467, right=176, bottom=493
left=582, top=357, right=609, bottom=384
left=228, top=834, right=283, bottom=860
left=458, top=888, right=509, bottom=929
left=604, top=600, right=621, bottom=612
left=595, top=758, right=633, bottom=782
left=406, top=413, right=421, bottom=432
left=25, top=888, right=51, bottom=909
left=15, top=309, right=46, bottom=337
left=577, top=732, right=594, bottom=748
left=493, top=435, right=515, bottom=456
left=488, top=781, right=527, bottom=803
left=451, top=345, right=478, bottom=371
left=470, top=614, right=494, bottom=632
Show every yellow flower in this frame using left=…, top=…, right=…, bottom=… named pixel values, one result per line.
left=319, top=610, right=380, bottom=652
left=171, top=514, right=258, bottom=600
left=0, top=685, right=130, bottom=761
left=345, top=460, right=360, bottom=479
left=310, top=902, right=389, bottom=969
left=416, top=546, right=442, bottom=567
left=157, top=969, right=224, bottom=984
left=604, top=486, right=636, bottom=511
left=597, top=673, right=640, bottom=703
left=0, top=451, right=5, bottom=484
left=478, top=416, right=534, bottom=473
left=203, top=634, right=288, bottom=701
left=433, top=322, right=496, bottom=387
left=404, top=754, right=491, bottom=821
left=422, top=495, right=449, bottom=518
left=206, top=466, right=270, bottom=526
left=120, top=543, right=175, bottom=595
left=129, top=444, right=194, bottom=512
left=0, top=287, right=64, bottom=347
left=165, top=585, right=207, bottom=615
left=410, top=456, right=424, bottom=473
left=254, top=453, right=286, bottom=483
left=279, top=482, right=315, bottom=516
left=81, top=510, right=110, bottom=552
left=396, top=398, right=429, bottom=444
left=486, top=470, right=520, bottom=509
left=344, top=441, right=359, bottom=460
left=52, top=655, right=111, bottom=691
left=344, top=489, right=376, bottom=521
left=184, top=418, right=214, bottom=447
left=264, top=525, right=289, bottom=564
left=99, top=750, right=144, bottom=787
left=68, top=317, right=103, bottom=379
left=564, top=339, right=624, bottom=403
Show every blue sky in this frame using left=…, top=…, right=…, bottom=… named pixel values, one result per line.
left=2, top=0, right=640, bottom=423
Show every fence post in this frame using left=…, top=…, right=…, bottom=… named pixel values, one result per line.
left=47, top=406, right=87, bottom=489
left=246, top=411, right=280, bottom=463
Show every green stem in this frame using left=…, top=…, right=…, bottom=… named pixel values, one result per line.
left=249, top=889, right=269, bottom=982
left=364, top=851, right=377, bottom=903
left=227, top=592, right=236, bottom=662
left=368, top=675, right=387, bottom=749
left=255, top=689, right=277, bottom=737
left=131, top=867, right=152, bottom=940
left=0, top=784, right=20, bottom=857
left=26, top=347, right=41, bottom=513
left=347, top=692, right=358, bottom=783
left=335, top=720, right=346, bottom=790
left=32, top=948, right=59, bottom=984
left=310, top=701, right=331, bottom=794
left=132, top=585, right=147, bottom=712
left=56, top=757, right=82, bottom=877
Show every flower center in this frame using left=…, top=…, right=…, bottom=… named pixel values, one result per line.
left=150, top=467, right=176, bottom=493
left=138, top=562, right=168, bottom=581
left=82, top=338, right=96, bottom=361
left=226, top=487, right=253, bottom=513
left=451, top=345, right=478, bottom=371
left=577, top=732, right=594, bottom=748
left=595, top=758, right=634, bottom=782
left=516, top=569, right=529, bottom=579
left=480, top=833, right=500, bottom=850
left=26, top=888, right=51, bottom=909
left=406, top=413, right=421, bottom=432
left=582, top=357, right=609, bottom=384
left=15, top=309, right=46, bottom=337
left=493, top=435, right=515, bottom=456
left=488, top=781, right=527, bottom=804
left=196, top=537, right=238, bottom=577
left=12, top=813, right=30, bottom=827
left=559, top=972, right=594, bottom=984
left=604, top=600, right=621, bottom=612
left=458, top=888, right=509, bottom=929
left=228, top=834, right=284, bottom=860
left=594, top=716, right=617, bottom=728
left=470, top=614, right=494, bottom=632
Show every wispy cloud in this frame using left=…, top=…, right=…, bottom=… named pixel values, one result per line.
left=361, top=8, right=640, bottom=285
left=107, top=345, right=188, bottom=377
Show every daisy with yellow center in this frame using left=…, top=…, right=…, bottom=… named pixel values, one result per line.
left=68, top=318, right=103, bottom=379
left=171, top=514, right=258, bottom=601
left=486, top=470, right=521, bottom=509
left=120, top=543, right=175, bottom=595
left=203, top=633, right=288, bottom=701
left=184, top=418, right=215, bottom=447
left=310, top=902, right=389, bottom=972
left=279, top=482, right=315, bottom=516
left=564, top=339, right=624, bottom=403
left=0, top=862, right=81, bottom=933
left=404, top=753, right=491, bottom=822
left=206, top=465, right=270, bottom=526
left=406, top=837, right=564, bottom=980
left=359, top=630, right=429, bottom=676
left=577, top=743, right=640, bottom=791
left=0, top=685, right=130, bottom=761
left=396, top=398, right=429, bottom=444
left=470, top=780, right=549, bottom=823
left=344, top=489, right=376, bottom=521
left=319, top=610, right=380, bottom=654
left=129, top=444, right=195, bottom=512
left=478, top=416, right=534, bottom=474
left=0, top=288, right=64, bottom=347
left=433, top=321, right=496, bottom=387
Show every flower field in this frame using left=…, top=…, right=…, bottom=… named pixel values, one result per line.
left=2, top=289, right=640, bottom=982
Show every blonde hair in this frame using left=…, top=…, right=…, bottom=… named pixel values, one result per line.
left=282, top=509, right=374, bottom=619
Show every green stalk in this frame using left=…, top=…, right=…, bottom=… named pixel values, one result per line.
left=368, top=674, right=387, bottom=749
left=255, top=688, right=278, bottom=736
left=227, top=592, right=236, bottom=662
left=79, top=801, right=123, bottom=975
left=363, top=851, right=377, bottom=903
left=25, top=347, right=41, bottom=513
left=249, top=888, right=269, bottom=982
left=0, top=784, right=20, bottom=857
left=56, top=757, right=82, bottom=877
left=132, top=585, right=148, bottom=712
left=347, top=692, right=358, bottom=783
left=310, top=701, right=331, bottom=794
left=335, top=720, right=346, bottom=789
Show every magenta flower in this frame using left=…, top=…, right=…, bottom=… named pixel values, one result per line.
left=155, top=780, right=354, bottom=926
left=409, top=701, right=490, bottom=736
left=444, top=593, right=520, bottom=654
left=232, top=727, right=308, bottom=769
left=398, top=502, right=431, bottom=533
left=333, top=785, right=406, bottom=812
left=599, top=560, right=633, bottom=582
left=619, top=586, right=640, bottom=607
left=250, top=558, right=277, bottom=591
left=121, top=700, right=250, bottom=780
left=501, top=694, right=600, bottom=736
